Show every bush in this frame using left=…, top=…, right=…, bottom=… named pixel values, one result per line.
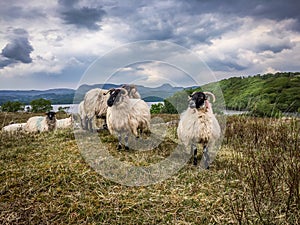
left=150, top=103, right=164, bottom=114
left=1, top=101, right=24, bottom=112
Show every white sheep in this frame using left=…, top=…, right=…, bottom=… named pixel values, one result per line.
left=2, top=123, right=26, bottom=133
left=24, top=111, right=57, bottom=133
left=105, top=88, right=151, bottom=150
left=121, top=84, right=141, bottom=99
left=78, top=100, right=87, bottom=129
left=56, top=116, right=73, bottom=129
left=83, top=88, right=110, bottom=131
left=177, top=91, right=221, bottom=168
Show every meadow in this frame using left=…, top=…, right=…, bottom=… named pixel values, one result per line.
left=0, top=112, right=299, bottom=224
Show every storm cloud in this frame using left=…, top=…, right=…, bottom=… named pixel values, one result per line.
left=0, top=28, right=33, bottom=68
left=0, top=0, right=299, bottom=89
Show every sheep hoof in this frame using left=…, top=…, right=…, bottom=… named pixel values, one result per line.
left=193, top=158, right=198, bottom=166
left=117, top=144, right=122, bottom=150
left=125, top=146, right=129, bottom=151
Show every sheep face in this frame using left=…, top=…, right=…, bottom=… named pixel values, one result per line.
left=107, top=88, right=127, bottom=107
left=188, top=92, right=207, bottom=109
left=46, top=111, right=56, bottom=121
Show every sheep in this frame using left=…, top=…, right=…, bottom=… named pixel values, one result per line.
left=177, top=91, right=221, bottom=168
left=78, top=100, right=87, bottom=129
left=56, top=116, right=73, bottom=129
left=2, top=123, right=26, bottom=133
left=121, top=84, right=141, bottom=99
left=24, top=111, right=57, bottom=133
left=105, top=88, right=151, bottom=150
left=83, top=88, right=110, bottom=131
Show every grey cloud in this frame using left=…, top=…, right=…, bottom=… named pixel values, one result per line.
left=60, top=6, right=106, bottom=30
left=0, top=4, right=46, bottom=20
left=0, top=28, right=33, bottom=68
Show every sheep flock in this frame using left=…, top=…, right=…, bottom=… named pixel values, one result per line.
left=1, top=84, right=222, bottom=168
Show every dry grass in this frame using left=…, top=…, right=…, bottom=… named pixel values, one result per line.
left=0, top=113, right=299, bottom=224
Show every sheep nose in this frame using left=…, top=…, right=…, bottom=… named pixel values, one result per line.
left=189, top=101, right=196, bottom=108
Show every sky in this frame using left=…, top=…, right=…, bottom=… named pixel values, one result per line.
left=0, top=0, right=300, bottom=90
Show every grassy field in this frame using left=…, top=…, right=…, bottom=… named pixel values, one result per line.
left=0, top=113, right=299, bottom=224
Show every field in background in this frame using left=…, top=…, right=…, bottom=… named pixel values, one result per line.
left=0, top=113, right=299, bottom=224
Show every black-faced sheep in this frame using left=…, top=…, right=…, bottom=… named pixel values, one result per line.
left=24, top=111, right=57, bottom=133
left=177, top=91, right=221, bottom=168
left=105, top=88, right=151, bottom=150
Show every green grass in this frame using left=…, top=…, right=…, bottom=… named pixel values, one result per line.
left=0, top=113, right=299, bottom=224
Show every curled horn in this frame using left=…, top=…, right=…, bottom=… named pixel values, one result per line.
left=203, top=91, right=216, bottom=102
left=104, top=88, right=115, bottom=95
left=120, top=88, right=128, bottom=96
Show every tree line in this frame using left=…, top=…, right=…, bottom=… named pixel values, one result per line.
left=0, top=98, right=53, bottom=113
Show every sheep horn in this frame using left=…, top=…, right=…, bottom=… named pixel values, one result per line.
left=120, top=88, right=128, bottom=96
left=104, top=88, right=115, bottom=95
left=203, top=92, right=216, bottom=102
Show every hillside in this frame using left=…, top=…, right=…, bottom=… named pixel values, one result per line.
left=202, top=72, right=300, bottom=116
left=160, top=72, right=300, bottom=116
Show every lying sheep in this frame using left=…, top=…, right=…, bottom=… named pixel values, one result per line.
left=2, top=123, right=26, bottom=133
left=83, top=88, right=109, bottom=131
left=56, top=116, right=73, bottom=129
left=105, top=88, right=151, bottom=150
left=177, top=91, right=221, bottom=168
left=121, top=84, right=141, bottom=99
left=24, top=111, right=57, bottom=133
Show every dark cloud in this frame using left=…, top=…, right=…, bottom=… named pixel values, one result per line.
left=60, top=6, right=106, bottom=30
left=0, top=28, right=33, bottom=68
left=58, top=0, right=106, bottom=30
left=179, top=0, right=300, bottom=31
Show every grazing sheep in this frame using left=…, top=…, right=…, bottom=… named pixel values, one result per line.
left=83, top=88, right=110, bottom=131
left=121, top=84, right=141, bottom=99
left=56, top=116, right=73, bottom=129
left=105, top=88, right=151, bottom=150
left=177, top=91, right=221, bottom=168
left=2, top=123, right=26, bottom=133
left=24, top=111, right=57, bottom=133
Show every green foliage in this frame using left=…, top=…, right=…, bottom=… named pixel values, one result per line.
left=58, top=106, right=70, bottom=113
left=1, top=101, right=24, bottom=112
left=161, top=90, right=190, bottom=114
left=202, top=72, right=300, bottom=117
left=30, top=98, right=53, bottom=113
left=150, top=103, right=164, bottom=114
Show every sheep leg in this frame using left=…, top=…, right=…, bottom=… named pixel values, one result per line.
left=117, top=134, right=122, bottom=150
left=124, top=135, right=129, bottom=150
left=191, top=144, right=198, bottom=166
left=203, top=145, right=210, bottom=169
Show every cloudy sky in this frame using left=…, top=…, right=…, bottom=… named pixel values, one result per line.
left=0, top=0, right=300, bottom=90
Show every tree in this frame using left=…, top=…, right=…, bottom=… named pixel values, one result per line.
left=30, top=98, right=53, bottom=113
left=150, top=103, right=164, bottom=114
left=1, top=101, right=24, bottom=112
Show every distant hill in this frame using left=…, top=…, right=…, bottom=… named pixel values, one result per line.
left=0, top=83, right=190, bottom=105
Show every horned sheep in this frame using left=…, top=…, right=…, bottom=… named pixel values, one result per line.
left=105, top=88, right=151, bottom=150
left=83, top=88, right=109, bottom=131
left=121, top=84, right=141, bottom=99
left=177, top=91, right=221, bottom=168
left=24, top=111, right=57, bottom=133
